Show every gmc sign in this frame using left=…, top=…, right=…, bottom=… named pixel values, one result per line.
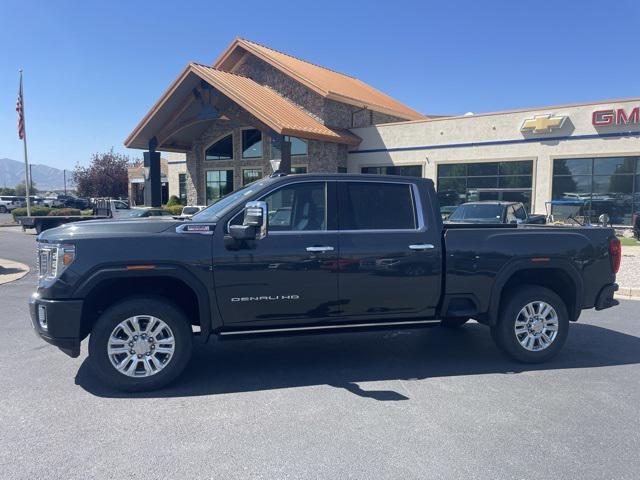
left=592, top=107, right=639, bottom=126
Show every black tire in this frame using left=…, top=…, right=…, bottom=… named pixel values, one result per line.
left=88, top=296, right=193, bottom=392
left=491, top=285, right=569, bottom=363
left=0, top=206, right=6, bottom=213
left=440, top=317, right=469, bottom=328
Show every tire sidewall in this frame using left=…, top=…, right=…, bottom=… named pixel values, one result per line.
left=493, top=286, right=569, bottom=363
left=89, top=296, right=193, bottom=392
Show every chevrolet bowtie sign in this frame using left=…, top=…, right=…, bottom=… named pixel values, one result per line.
left=520, top=114, right=567, bottom=134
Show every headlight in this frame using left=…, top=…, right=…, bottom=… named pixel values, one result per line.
left=37, top=242, right=75, bottom=285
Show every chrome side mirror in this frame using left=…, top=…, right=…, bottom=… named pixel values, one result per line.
left=243, top=201, right=268, bottom=239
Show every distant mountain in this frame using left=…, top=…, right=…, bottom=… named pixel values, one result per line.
left=0, top=158, right=74, bottom=192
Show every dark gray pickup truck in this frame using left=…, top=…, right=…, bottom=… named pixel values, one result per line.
left=29, top=174, right=620, bottom=391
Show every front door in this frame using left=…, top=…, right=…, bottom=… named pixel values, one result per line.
left=336, top=180, right=442, bottom=318
left=213, top=180, right=339, bottom=324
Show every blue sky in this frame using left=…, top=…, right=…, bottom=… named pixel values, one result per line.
left=1, top=0, right=638, bottom=170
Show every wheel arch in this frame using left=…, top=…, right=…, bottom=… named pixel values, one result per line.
left=488, top=259, right=583, bottom=326
left=75, top=265, right=218, bottom=341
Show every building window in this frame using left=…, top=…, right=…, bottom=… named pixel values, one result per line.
left=291, top=166, right=307, bottom=174
left=205, top=134, right=233, bottom=160
left=242, top=129, right=262, bottom=158
left=242, top=168, right=262, bottom=186
left=284, top=136, right=308, bottom=156
left=205, top=170, right=234, bottom=204
left=361, top=165, right=423, bottom=177
left=552, top=156, right=639, bottom=225
left=437, top=160, right=533, bottom=211
left=178, top=173, right=187, bottom=202
left=338, top=167, right=348, bottom=173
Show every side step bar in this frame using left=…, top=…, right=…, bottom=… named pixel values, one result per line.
left=217, top=319, right=441, bottom=340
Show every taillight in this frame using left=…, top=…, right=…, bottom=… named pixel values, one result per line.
left=609, top=237, right=621, bottom=274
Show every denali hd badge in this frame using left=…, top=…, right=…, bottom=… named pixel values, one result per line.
left=231, top=295, right=300, bottom=302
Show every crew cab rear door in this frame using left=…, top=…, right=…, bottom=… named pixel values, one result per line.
left=336, top=179, right=442, bottom=318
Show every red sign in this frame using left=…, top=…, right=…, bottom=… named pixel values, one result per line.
left=592, top=107, right=639, bottom=126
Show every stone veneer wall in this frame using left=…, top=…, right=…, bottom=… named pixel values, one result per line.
left=233, top=53, right=407, bottom=129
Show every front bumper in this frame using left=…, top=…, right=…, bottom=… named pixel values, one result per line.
left=29, top=293, right=84, bottom=358
left=595, top=283, right=619, bottom=311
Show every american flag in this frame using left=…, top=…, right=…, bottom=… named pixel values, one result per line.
left=16, top=75, right=25, bottom=140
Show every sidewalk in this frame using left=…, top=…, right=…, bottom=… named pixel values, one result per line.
left=0, top=259, right=30, bottom=285
left=617, top=245, right=640, bottom=298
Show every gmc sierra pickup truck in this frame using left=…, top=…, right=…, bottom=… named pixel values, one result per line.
left=30, top=174, right=621, bottom=391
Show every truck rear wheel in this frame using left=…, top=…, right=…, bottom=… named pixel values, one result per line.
left=491, top=286, right=569, bottom=363
left=88, top=296, right=193, bottom=392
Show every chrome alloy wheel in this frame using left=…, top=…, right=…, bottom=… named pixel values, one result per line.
left=514, top=301, right=559, bottom=352
left=107, top=315, right=175, bottom=377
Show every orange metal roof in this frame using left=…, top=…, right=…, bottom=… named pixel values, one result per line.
left=215, top=38, right=426, bottom=121
left=192, top=64, right=360, bottom=145
left=125, top=63, right=361, bottom=149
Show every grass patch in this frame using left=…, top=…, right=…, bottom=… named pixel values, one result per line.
left=619, top=237, right=640, bottom=247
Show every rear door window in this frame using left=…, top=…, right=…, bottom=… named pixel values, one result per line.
left=340, top=182, right=417, bottom=230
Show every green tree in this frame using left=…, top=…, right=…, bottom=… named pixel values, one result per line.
left=73, top=148, right=132, bottom=198
left=14, top=181, right=37, bottom=196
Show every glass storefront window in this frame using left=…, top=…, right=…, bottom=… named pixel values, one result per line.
left=284, top=136, right=308, bottom=156
left=242, top=129, right=262, bottom=158
left=178, top=173, right=187, bottom=202
left=436, top=160, right=533, bottom=211
left=242, top=168, right=262, bottom=186
left=291, top=166, right=308, bottom=174
left=205, top=134, right=233, bottom=160
left=205, top=170, right=234, bottom=204
left=361, top=165, right=423, bottom=177
left=551, top=156, right=639, bottom=225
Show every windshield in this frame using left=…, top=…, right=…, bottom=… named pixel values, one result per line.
left=191, top=178, right=275, bottom=222
left=182, top=207, right=200, bottom=215
left=449, top=204, right=504, bottom=222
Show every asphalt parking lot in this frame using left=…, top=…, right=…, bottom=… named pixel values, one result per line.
left=1, top=226, right=639, bottom=479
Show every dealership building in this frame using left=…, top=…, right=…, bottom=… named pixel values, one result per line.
left=126, top=38, right=640, bottom=224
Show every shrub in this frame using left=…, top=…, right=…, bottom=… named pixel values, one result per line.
left=12, top=206, right=51, bottom=220
left=163, top=205, right=184, bottom=215
left=81, top=209, right=94, bottom=216
left=48, top=208, right=81, bottom=216
left=166, top=195, right=183, bottom=207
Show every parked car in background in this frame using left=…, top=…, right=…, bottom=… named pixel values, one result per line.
left=0, top=196, right=20, bottom=213
left=125, top=208, right=174, bottom=219
left=56, top=194, right=90, bottom=210
left=446, top=201, right=546, bottom=224
left=172, top=205, right=206, bottom=220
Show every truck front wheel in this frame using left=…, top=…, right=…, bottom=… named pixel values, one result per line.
left=491, top=286, right=569, bottom=363
left=88, top=296, right=193, bottom=391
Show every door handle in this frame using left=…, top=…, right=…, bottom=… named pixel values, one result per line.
left=306, top=246, right=335, bottom=252
left=409, top=244, right=435, bottom=250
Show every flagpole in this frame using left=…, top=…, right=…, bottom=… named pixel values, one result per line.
left=19, top=69, right=32, bottom=217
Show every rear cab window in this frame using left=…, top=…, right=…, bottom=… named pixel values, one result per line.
left=339, top=181, right=418, bottom=230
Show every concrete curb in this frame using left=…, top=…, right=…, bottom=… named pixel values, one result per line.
left=615, top=286, right=640, bottom=298
left=0, top=259, right=30, bottom=285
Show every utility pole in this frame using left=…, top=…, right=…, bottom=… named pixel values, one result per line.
left=63, top=169, right=67, bottom=195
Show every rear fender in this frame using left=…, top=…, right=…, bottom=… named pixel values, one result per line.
left=488, top=258, right=583, bottom=325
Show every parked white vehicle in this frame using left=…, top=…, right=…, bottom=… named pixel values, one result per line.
left=0, top=196, right=20, bottom=213
left=172, top=205, right=206, bottom=220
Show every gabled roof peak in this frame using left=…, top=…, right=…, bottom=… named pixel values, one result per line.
left=214, top=37, right=425, bottom=121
